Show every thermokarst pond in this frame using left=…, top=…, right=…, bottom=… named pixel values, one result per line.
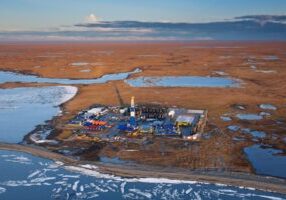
left=236, top=114, right=263, bottom=121
left=0, top=68, right=141, bottom=85
left=125, top=76, right=241, bottom=88
left=244, top=145, right=286, bottom=179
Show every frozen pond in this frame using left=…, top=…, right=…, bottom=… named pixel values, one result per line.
left=242, top=129, right=266, bottom=139
left=227, top=125, right=240, bottom=132
left=264, top=56, right=279, bottom=61
left=260, top=104, right=277, bottom=110
left=260, top=112, right=271, bottom=117
left=244, top=145, right=286, bottom=179
left=0, top=150, right=285, bottom=200
left=255, top=70, right=277, bottom=74
left=236, top=114, right=263, bottom=121
left=70, top=62, right=89, bottom=66
left=0, top=86, right=77, bottom=143
left=221, top=116, right=232, bottom=122
left=213, top=71, right=228, bottom=76
left=125, top=76, right=240, bottom=88
left=0, top=68, right=141, bottom=85
left=80, top=69, right=91, bottom=73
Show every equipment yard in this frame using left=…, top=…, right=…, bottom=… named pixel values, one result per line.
left=66, top=97, right=207, bottom=142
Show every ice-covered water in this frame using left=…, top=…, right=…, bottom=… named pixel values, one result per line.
left=260, top=104, right=277, bottom=110
left=0, top=86, right=77, bottom=143
left=99, top=157, right=128, bottom=165
left=71, top=62, right=89, bottom=66
left=236, top=114, right=263, bottom=121
left=260, top=112, right=271, bottom=117
left=255, top=70, right=277, bottom=74
left=264, top=56, right=279, bottom=61
left=80, top=69, right=91, bottom=73
left=227, top=125, right=240, bottom=132
left=0, top=150, right=285, bottom=200
left=0, top=68, right=141, bottom=85
left=213, top=71, right=228, bottom=76
left=221, top=116, right=232, bottom=122
left=125, top=76, right=240, bottom=88
left=244, top=145, right=286, bottom=179
left=241, top=129, right=266, bottom=139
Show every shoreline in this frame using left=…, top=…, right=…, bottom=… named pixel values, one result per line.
left=0, top=142, right=285, bottom=195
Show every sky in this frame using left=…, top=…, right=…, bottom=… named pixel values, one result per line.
left=1, top=0, right=286, bottom=30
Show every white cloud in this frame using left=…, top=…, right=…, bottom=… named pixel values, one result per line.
left=58, top=26, right=155, bottom=33
left=85, top=14, right=100, bottom=23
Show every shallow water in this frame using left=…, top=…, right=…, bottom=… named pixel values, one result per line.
left=236, top=114, right=263, bottom=121
left=99, top=157, right=128, bottom=165
left=0, top=68, right=141, bottom=85
left=259, top=112, right=271, bottom=117
left=125, top=76, right=240, bottom=88
left=0, top=86, right=77, bottom=143
left=0, top=150, right=285, bottom=200
left=264, top=56, right=279, bottom=61
left=244, top=145, right=286, bottom=178
left=227, top=125, right=240, bottom=132
left=242, top=129, right=266, bottom=139
left=221, top=116, right=232, bottom=122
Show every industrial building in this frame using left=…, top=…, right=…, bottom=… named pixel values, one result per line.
left=68, top=96, right=207, bottom=140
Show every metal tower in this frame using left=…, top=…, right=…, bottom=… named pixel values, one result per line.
left=130, top=96, right=136, bottom=127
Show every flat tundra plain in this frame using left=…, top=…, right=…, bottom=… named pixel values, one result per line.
left=0, top=41, right=285, bottom=173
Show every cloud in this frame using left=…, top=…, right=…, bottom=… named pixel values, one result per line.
left=0, top=34, right=185, bottom=42
left=235, top=15, right=286, bottom=26
left=1, top=15, right=286, bottom=41
left=85, top=14, right=100, bottom=23
left=57, top=25, right=155, bottom=34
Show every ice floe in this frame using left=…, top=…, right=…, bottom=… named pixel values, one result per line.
left=129, top=188, right=153, bottom=199
left=72, top=180, right=80, bottom=191
left=1, top=150, right=286, bottom=199
left=0, top=187, right=6, bottom=194
left=27, top=170, right=41, bottom=179
left=5, top=155, right=32, bottom=165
